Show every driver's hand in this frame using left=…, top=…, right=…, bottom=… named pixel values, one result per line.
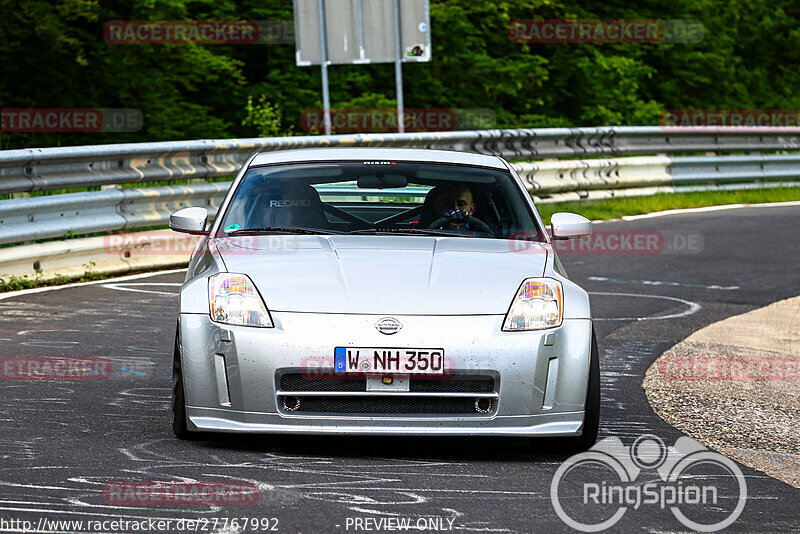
left=444, top=209, right=470, bottom=226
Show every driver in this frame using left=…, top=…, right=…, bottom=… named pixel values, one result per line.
left=431, top=184, right=476, bottom=218
left=419, top=183, right=494, bottom=234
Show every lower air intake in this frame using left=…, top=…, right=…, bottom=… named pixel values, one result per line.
left=277, top=395, right=490, bottom=415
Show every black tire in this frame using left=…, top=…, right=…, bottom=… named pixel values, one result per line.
left=572, top=328, right=601, bottom=451
left=530, top=328, right=600, bottom=454
left=172, top=326, right=197, bottom=440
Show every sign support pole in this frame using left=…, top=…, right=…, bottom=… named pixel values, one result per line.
left=317, top=0, right=332, bottom=135
left=392, top=0, right=405, bottom=133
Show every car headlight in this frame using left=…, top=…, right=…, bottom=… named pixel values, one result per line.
left=502, top=278, right=563, bottom=331
left=208, top=273, right=273, bottom=328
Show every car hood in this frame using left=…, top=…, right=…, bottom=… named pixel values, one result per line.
left=215, top=235, right=548, bottom=315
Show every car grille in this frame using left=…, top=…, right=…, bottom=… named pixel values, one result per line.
left=280, top=373, right=367, bottom=392
left=277, top=373, right=497, bottom=416
left=280, top=373, right=494, bottom=393
left=410, top=376, right=494, bottom=393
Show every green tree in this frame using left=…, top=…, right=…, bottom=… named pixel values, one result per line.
left=2, top=0, right=799, bottom=149
left=242, top=94, right=286, bottom=137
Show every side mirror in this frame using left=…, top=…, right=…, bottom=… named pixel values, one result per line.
left=550, top=212, right=592, bottom=240
left=169, top=207, right=209, bottom=235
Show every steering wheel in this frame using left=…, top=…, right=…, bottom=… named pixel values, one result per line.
left=426, top=210, right=494, bottom=235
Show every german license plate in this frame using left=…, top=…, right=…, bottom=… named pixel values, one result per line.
left=334, top=348, right=445, bottom=374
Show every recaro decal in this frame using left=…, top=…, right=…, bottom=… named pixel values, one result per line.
left=269, top=199, right=312, bottom=208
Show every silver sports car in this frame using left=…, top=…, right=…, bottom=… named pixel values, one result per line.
left=169, top=148, right=599, bottom=450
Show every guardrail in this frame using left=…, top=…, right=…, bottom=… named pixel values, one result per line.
left=0, top=230, right=201, bottom=282
left=0, top=183, right=228, bottom=245
left=2, top=153, right=798, bottom=246
left=1, top=127, right=799, bottom=280
left=513, top=153, right=800, bottom=203
left=3, top=126, right=800, bottom=194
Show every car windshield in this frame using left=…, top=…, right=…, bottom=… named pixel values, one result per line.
left=215, top=161, right=543, bottom=240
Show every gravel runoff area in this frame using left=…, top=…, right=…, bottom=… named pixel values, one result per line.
left=643, top=296, right=800, bottom=488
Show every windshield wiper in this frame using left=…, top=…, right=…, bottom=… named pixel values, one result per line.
left=348, top=228, right=476, bottom=238
left=225, top=226, right=343, bottom=235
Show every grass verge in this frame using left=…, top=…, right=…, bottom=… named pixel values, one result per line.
left=534, top=187, right=800, bottom=224
left=0, top=262, right=107, bottom=292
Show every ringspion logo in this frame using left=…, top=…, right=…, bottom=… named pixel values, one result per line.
left=551, top=435, right=746, bottom=531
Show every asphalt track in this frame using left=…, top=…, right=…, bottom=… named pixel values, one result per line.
left=0, top=204, right=798, bottom=533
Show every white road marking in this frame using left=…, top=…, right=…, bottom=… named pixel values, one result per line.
left=17, top=329, right=80, bottom=336
left=587, top=276, right=740, bottom=291
left=588, top=291, right=701, bottom=321
left=100, top=282, right=183, bottom=297
left=0, top=269, right=187, bottom=301
left=20, top=341, right=80, bottom=347
left=621, top=200, right=800, bottom=221
left=108, top=282, right=182, bottom=286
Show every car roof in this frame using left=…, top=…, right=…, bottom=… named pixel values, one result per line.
left=249, top=148, right=507, bottom=169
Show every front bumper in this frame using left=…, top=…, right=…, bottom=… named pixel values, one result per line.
left=179, top=312, right=592, bottom=437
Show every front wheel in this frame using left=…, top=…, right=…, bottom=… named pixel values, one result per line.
left=570, top=329, right=601, bottom=451
left=172, top=326, right=197, bottom=440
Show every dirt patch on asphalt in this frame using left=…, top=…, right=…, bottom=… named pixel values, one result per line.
left=642, top=296, right=800, bottom=488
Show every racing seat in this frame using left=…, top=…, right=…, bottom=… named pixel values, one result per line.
left=417, top=186, right=445, bottom=228
left=257, top=183, right=330, bottom=229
